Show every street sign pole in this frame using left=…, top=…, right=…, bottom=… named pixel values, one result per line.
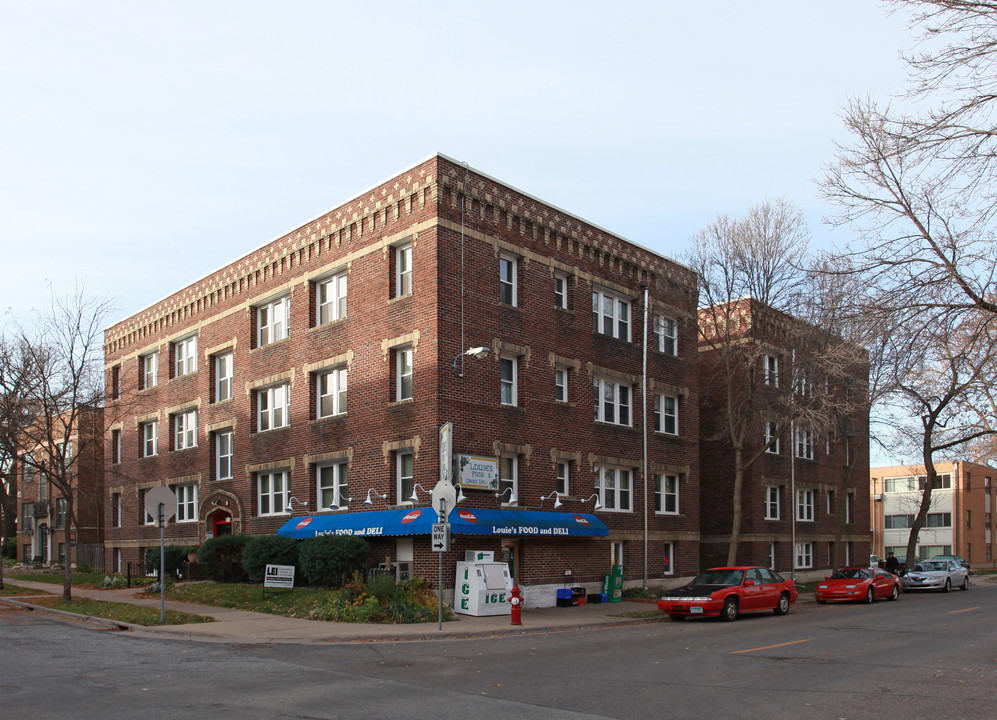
left=438, top=497, right=446, bottom=631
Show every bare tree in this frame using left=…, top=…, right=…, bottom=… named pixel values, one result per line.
left=0, top=284, right=111, bottom=600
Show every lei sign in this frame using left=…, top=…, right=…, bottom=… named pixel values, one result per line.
left=457, top=454, right=499, bottom=490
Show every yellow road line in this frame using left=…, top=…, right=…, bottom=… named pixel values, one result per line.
left=731, top=639, right=811, bottom=655
left=950, top=607, right=980, bottom=614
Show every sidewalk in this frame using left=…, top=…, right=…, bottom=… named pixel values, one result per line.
left=0, top=579, right=664, bottom=645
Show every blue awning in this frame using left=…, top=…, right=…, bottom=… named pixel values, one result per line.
left=276, top=507, right=608, bottom=539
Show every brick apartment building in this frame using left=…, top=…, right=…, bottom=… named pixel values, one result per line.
left=102, top=154, right=702, bottom=603
left=697, top=299, right=871, bottom=575
left=871, top=461, right=997, bottom=569
left=13, top=407, right=104, bottom=569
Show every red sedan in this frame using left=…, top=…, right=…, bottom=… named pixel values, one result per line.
left=657, top=566, right=798, bottom=621
left=815, top=567, right=901, bottom=604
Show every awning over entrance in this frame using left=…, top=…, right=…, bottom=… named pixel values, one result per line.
left=276, top=506, right=608, bottom=540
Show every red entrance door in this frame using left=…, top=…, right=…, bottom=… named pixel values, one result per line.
left=212, top=512, right=232, bottom=537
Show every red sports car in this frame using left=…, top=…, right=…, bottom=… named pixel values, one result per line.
left=815, top=567, right=901, bottom=604
left=657, top=566, right=798, bottom=621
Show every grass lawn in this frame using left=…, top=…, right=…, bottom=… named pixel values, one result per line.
left=27, top=596, right=211, bottom=626
left=2, top=571, right=156, bottom=589
left=169, top=582, right=336, bottom=617
left=0, top=583, right=53, bottom=597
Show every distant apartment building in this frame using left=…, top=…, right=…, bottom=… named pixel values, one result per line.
left=102, top=154, right=701, bottom=603
left=871, top=461, right=996, bottom=567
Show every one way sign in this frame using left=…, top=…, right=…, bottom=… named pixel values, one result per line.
left=432, top=523, right=450, bottom=552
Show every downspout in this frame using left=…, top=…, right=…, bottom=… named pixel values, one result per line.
left=642, top=284, right=649, bottom=588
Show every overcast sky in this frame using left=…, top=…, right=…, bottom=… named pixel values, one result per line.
left=1, top=1, right=913, bottom=327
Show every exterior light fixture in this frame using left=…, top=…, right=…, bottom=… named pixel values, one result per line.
left=327, top=492, right=353, bottom=511
left=284, top=496, right=308, bottom=513
left=409, top=483, right=431, bottom=503
left=452, top=345, right=491, bottom=376
left=363, top=489, right=388, bottom=506
left=495, top=486, right=518, bottom=505
left=540, top=491, right=564, bottom=509
left=582, top=493, right=602, bottom=511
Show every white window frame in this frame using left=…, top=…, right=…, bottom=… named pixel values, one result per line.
left=554, top=273, right=568, bottom=309
left=556, top=462, right=570, bottom=496
left=317, top=367, right=348, bottom=418
left=214, top=353, right=233, bottom=403
left=764, top=486, right=780, bottom=520
left=592, top=288, right=631, bottom=341
left=141, top=420, right=158, bottom=458
left=795, top=428, right=814, bottom=460
left=257, top=296, right=290, bottom=347
left=797, top=489, right=815, bottom=522
left=656, top=474, right=679, bottom=514
left=215, top=430, right=233, bottom=480
left=397, top=451, right=414, bottom=505
left=764, top=354, right=779, bottom=387
left=500, top=356, right=518, bottom=406
left=257, top=470, right=289, bottom=517
left=174, top=409, right=197, bottom=450
left=173, top=483, right=197, bottom=523
left=142, top=352, right=158, bottom=389
left=396, top=346, right=413, bottom=401
left=596, top=466, right=633, bottom=512
left=174, top=335, right=197, bottom=377
left=257, top=383, right=290, bottom=431
left=111, top=492, right=122, bottom=528
left=395, top=243, right=412, bottom=297
left=317, top=462, right=348, bottom=511
left=316, top=272, right=347, bottom=325
left=142, top=489, right=156, bottom=525
left=499, top=255, right=518, bottom=306
left=499, top=455, right=518, bottom=505
left=768, top=542, right=777, bottom=570
left=765, top=421, right=780, bottom=454
left=594, top=377, right=632, bottom=426
left=654, top=394, right=678, bottom=435
left=554, top=367, right=568, bottom=402
left=796, top=542, right=813, bottom=569
left=655, top=315, right=677, bottom=356
left=663, top=541, right=675, bottom=575
left=111, top=428, right=121, bottom=464
left=826, top=489, right=836, bottom=514
left=846, top=492, right=854, bottom=523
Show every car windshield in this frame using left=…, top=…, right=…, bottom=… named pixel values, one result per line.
left=914, top=562, right=946, bottom=572
left=692, top=569, right=744, bottom=586
left=830, top=568, right=872, bottom=580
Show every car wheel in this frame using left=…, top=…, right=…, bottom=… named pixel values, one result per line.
left=961, top=576, right=970, bottom=591
left=720, top=596, right=738, bottom=622
left=889, top=584, right=900, bottom=601
left=774, top=592, right=791, bottom=616
left=668, top=614, right=686, bottom=621
left=864, top=587, right=874, bottom=604
left=943, top=578, right=951, bottom=593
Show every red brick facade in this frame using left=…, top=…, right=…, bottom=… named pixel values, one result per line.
left=102, top=155, right=701, bottom=595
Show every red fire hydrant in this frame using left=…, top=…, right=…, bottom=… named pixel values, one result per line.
left=508, top=585, right=523, bottom=626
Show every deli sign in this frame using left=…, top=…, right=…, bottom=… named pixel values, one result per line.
left=457, top=454, right=499, bottom=490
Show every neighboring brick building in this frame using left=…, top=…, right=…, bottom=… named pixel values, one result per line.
left=871, top=461, right=997, bottom=569
left=102, top=154, right=701, bottom=603
left=13, top=407, right=105, bottom=569
left=697, top=299, right=871, bottom=576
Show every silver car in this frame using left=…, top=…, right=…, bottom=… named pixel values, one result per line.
left=900, top=560, right=969, bottom=593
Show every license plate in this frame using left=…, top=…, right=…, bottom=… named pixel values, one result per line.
left=690, top=606, right=703, bottom=614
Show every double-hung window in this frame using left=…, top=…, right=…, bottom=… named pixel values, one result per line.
left=214, top=353, right=233, bottom=403
left=141, top=421, right=158, bottom=457
left=654, top=394, right=678, bottom=435
left=594, top=377, right=631, bottom=426
left=796, top=542, right=813, bottom=569
left=554, top=368, right=568, bottom=402
left=656, top=474, right=679, bottom=514
left=499, top=255, right=518, bottom=306
left=765, top=486, right=780, bottom=520
left=316, top=272, right=347, bottom=324
left=500, top=356, right=518, bottom=406
left=395, top=244, right=412, bottom=296
left=111, top=428, right=121, bottom=464
left=395, top=347, right=413, bottom=401
left=318, top=463, right=348, bottom=511
left=174, top=410, right=197, bottom=450
left=257, top=296, right=290, bottom=347
left=258, top=384, right=290, bottom=431
left=174, top=335, right=197, bottom=377
left=499, top=456, right=518, bottom=505
left=554, top=273, right=568, bottom=309
left=215, top=430, right=233, bottom=480
left=55, top=498, right=67, bottom=528
left=397, top=452, right=414, bottom=504
left=592, top=288, right=631, bottom=341
left=764, top=354, right=779, bottom=387
left=596, top=466, right=632, bottom=511
left=317, top=368, right=347, bottom=418
left=655, top=315, right=677, bottom=355
left=795, top=428, right=814, bottom=460
left=173, top=483, right=197, bottom=522
left=257, top=471, right=289, bottom=516
left=765, top=421, right=780, bottom=454
left=556, top=462, right=570, bottom=495
left=797, top=489, right=814, bottom=522
left=141, top=352, right=158, bottom=389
